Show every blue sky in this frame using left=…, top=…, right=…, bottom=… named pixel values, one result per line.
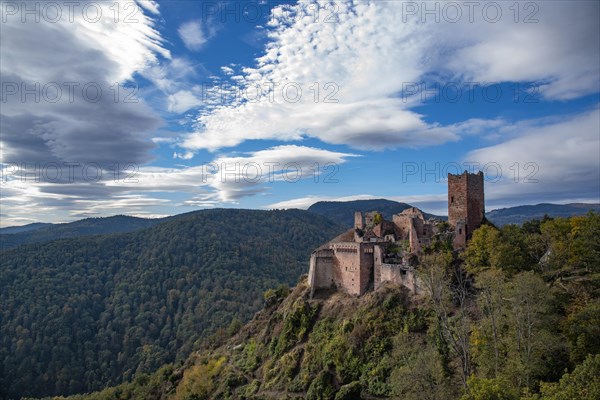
left=1, top=0, right=599, bottom=226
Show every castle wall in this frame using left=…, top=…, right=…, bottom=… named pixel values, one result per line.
left=379, top=264, right=405, bottom=289
left=332, top=243, right=363, bottom=296
left=448, top=173, right=468, bottom=228
left=330, top=242, right=375, bottom=296
left=365, top=211, right=381, bottom=227
left=309, top=171, right=486, bottom=297
left=373, top=220, right=395, bottom=238
left=403, top=268, right=420, bottom=294
left=374, top=245, right=383, bottom=289
left=453, top=220, right=467, bottom=249
left=392, top=214, right=411, bottom=240
left=393, top=208, right=435, bottom=253
left=359, top=244, right=374, bottom=294
left=308, top=249, right=334, bottom=297
left=408, top=218, right=422, bottom=253
left=376, top=262, right=419, bottom=293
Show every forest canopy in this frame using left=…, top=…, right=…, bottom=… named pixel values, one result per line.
left=0, top=209, right=343, bottom=399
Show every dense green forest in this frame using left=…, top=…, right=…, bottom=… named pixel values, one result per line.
left=0, top=209, right=343, bottom=399
left=45, top=212, right=599, bottom=400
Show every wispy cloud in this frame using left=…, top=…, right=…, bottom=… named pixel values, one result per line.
left=0, top=145, right=358, bottom=226
left=0, top=0, right=169, bottom=166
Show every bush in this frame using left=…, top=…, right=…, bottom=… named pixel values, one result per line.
left=335, top=381, right=361, bottom=400
left=271, top=300, right=319, bottom=356
left=307, top=370, right=336, bottom=400
left=537, top=354, right=600, bottom=400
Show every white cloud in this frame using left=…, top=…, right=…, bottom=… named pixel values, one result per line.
left=207, top=145, right=360, bottom=201
left=0, top=1, right=169, bottom=84
left=180, top=0, right=599, bottom=152
left=167, top=90, right=204, bottom=113
left=178, top=20, right=208, bottom=51
left=0, top=145, right=359, bottom=225
left=221, top=66, right=235, bottom=75
left=266, top=194, right=379, bottom=210
left=141, top=58, right=209, bottom=114
left=0, top=0, right=169, bottom=166
left=467, top=107, right=600, bottom=205
left=442, top=2, right=600, bottom=100
left=173, top=151, right=195, bottom=160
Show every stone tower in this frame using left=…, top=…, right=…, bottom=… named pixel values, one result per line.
left=448, top=171, right=485, bottom=246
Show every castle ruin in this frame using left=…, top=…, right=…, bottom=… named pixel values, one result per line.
left=308, top=171, right=485, bottom=297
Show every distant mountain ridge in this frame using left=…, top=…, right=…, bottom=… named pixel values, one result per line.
left=486, top=202, right=600, bottom=226
left=0, top=215, right=167, bottom=250
left=0, top=222, right=52, bottom=234
left=307, top=199, right=600, bottom=227
left=307, top=199, right=444, bottom=227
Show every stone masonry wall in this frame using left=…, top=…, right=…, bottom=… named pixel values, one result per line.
left=448, top=171, right=484, bottom=238
left=308, top=249, right=334, bottom=296
left=359, top=243, right=374, bottom=294
left=448, top=172, right=468, bottom=228
left=466, top=172, right=485, bottom=236
left=332, top=243, right=363, bottom=296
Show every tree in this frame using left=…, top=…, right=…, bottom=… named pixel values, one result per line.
left=502, top=272, right=559, bottom=389
left=390, top=334, right=456, bottom=400
left=464, top=224, right=534, bottom=276
left=462, top=226, right=500, bottom=274
left=562, top=300, right=600, bottom=365
left=460, top=376, right=517, bottom=400
left=472, top=268, right=507, bottom=378
left=536, top=354, right=600, bottom=400
left=419, top=251, right=472, bottom=387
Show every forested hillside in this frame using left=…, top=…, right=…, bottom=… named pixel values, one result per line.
left=0, top=215, right=167, bottom=250
left=0, top=223, right=52, bottom=235
left=50, top=212, right=599, bottom=400
left=0, top=209, right=343, bottom=399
